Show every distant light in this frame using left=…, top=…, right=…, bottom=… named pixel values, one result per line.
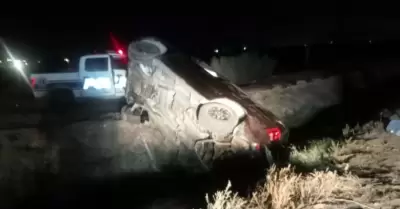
left=117, top=49, right=124, bottom=55
left=64, top=58, right=69, bottom=63
left=329, top=40, right=334, bottom=44
left=0, top=60, right=2, bottom=63
left=369, top=40, right=372, bottom=44
left=243, top=46, right=247, bottom=51
left=37, top=60, right=41, bottom=63
left=304, top=44, right=308, bottom=47
left=214, top=49, right=219, bottom=54
left=13, top=60, right=23, bottom=71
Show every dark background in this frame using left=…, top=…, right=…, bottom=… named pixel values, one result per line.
left=2, top=15, right=400, bottom=71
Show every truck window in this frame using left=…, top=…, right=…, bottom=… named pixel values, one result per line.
left=85, top=57, right=108, bottom=72
left=111, top=57, right=127, bottom=70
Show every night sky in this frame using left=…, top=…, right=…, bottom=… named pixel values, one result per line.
left=2, top=15, right=400, bottom=60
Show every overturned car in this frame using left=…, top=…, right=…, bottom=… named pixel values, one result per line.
left=124, top=37, right=289, bottom=169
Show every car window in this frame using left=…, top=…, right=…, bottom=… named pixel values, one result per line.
left=85, top=57, right=108, bottom=72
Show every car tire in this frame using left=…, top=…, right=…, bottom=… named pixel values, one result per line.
left=128, top=38, right=167, bottom=61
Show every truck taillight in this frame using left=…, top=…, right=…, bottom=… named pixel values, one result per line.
left=30, top=78, right=36, bottom=88
left=266, top=127, right=281, bottom=142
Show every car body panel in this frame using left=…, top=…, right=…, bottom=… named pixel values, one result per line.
left=160, top=54, right=287, bottom=145
left=126, top=38, right=289, bottom=167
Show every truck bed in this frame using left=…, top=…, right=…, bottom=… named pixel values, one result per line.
left=30, top=72, right=80, bottom=81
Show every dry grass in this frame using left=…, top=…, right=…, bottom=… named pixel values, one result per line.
left=206, top=122, right=387, bottom=209
left=342, top=121, right=385, bottom=140
left=206, top=166, right=361, bottom=209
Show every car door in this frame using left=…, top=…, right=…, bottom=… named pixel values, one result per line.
left=79, top=55, right=116, bottom=98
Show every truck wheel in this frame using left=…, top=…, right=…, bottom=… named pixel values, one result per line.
left=48, top=89, right=75, bottom=112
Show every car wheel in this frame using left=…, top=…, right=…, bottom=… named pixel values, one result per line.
left=128, top=38, right=167, bottom=61
left=197, top=106, right=239, bottom=141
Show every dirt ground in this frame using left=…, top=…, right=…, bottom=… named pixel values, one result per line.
left=0, top=72, right=396, bottom=208
left=4, top=120, right=400, bottom=208
left=303, top=124, right=400, bottom=209
left=337, top=130, right=400, bottom=209
left=0, top=99, right=226, bottom=208
left=205, top=122, right=400, bottom=209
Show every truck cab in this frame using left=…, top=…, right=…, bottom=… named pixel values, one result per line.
left=30, top=51, right=128, bottom=105
left=79, top=52, right=127, bottom=99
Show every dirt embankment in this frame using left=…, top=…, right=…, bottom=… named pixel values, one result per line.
left=244, top=75, right=341, bottom=128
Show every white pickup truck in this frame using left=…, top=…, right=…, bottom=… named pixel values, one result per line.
left=29, top=51, right=128, bottom=106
